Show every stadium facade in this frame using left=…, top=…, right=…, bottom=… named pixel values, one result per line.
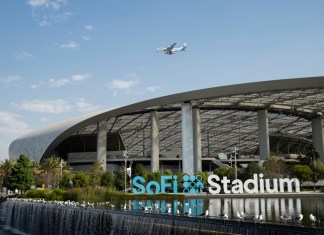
left=8, top=77, right=324, bottom=174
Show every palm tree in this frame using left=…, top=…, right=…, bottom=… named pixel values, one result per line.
left=40, top=157, right=72, bottom=188
left=61, top=159, right=72, bottom=175
left=41, top=157, right=60, bottom=188
left=32, top=161, right=44, bottom=186
left=0, top=159, right=16, bottom=187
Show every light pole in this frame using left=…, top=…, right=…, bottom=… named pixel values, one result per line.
left=234, top=147, right=238, bottom=180
left=60, top=158, right=63, bottom=176
left=124, top=153, right=128, bottom=193
left=129, top=161, right=133, bottom=191
left=313, top=154, right=317, bottom=192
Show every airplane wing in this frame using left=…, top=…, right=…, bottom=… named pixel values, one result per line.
left=166, top=43, right=177, bottom=51
left=163, top=42, right=177, bottom=55
left=156, top=43, right=179, bottom=54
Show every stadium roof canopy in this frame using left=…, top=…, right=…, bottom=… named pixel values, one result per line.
left=9, top=76, right=324, bottom=162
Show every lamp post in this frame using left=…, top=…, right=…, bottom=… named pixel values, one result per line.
left=60, top=158, right=63, bottom=176
left=234, top=147, right=238, bottom=180
left=129, top=161, right=133, bottom=191
left=124, top=153, right=128, bottom=193
left=313, top=154, right=317, bottom=192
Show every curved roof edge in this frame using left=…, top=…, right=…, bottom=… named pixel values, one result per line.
left=9, top=76, right=324, bottom=161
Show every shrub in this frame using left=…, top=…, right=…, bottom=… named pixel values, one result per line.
left=100, top=172, right=114, bottom=188
left=72, top=171, right=89, bottom=187
left=48, top=189, right=66, bottom=201
left=25, top=189, right=51, bottom=199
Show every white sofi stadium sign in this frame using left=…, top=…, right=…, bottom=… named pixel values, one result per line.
left=208, top=173, right=300, bottom=194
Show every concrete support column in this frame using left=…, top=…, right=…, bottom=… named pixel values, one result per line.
left=97, top=120, right=107, bottom=171
left=150, top=111, right=160, bottom=172
left=193, top=108, right=202, bottom=172
left=312, top=117, right=324, bottom=162
left=258, top=110, right=270, bottom=162
left=181, top=102, right=194, bottom=175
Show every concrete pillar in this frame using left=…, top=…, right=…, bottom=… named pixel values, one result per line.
left=181, top=102, right=194, bottom=175
left=97, top=120, right=107, bottom=171
left=150, top=111, right=160, bottom=172
left=312, top=117, right=324, bottom=162
left=193, top=108, right=202, bottom=172
left=258, top=110, right=270, bottom=162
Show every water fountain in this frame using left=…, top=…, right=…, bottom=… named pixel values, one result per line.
left=2, top=199, right=324, bottom=235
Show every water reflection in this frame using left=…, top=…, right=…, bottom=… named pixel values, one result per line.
left=208, top=198, right=302, bottom=221
left=126, top=197, right=324, bottom=227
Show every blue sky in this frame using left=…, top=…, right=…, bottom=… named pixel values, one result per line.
left=1, top=0, right=324, bottom=160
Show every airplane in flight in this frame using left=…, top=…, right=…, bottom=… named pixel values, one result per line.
left=156, top=42, right=187, bottom=55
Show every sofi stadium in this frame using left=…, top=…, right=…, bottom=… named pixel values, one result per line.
left=8, top=77, right=324, bottom=174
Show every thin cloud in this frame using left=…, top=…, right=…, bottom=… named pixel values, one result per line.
left=30, top=81, right=44, bottom=89
left=39, top=20, right=50, bottom=27
left=53, top=12, right=74, bottom=22
left=81, top=35, right=90, bottom=41
left=0, top=111, right=32, bottom=159
left=71, top=73, right=92, bottom=81
left=0, top=112, right=31, bottom=135
left=107, top=72, right=140, bottom=96
left=11, top=99, right=71, bottom=114
left=40, top=117, right=50, bottom=123
left=0, top=75, right=22, bottom=85
left=28, top=0, right=71, bottom=26
left=60, top=41, right=79, bottom=49
left=146, top=86, right=160, bottom=92
left=75, top=98, right=101, bottom=113
left=50, top=1, right=60, bottom=10
left=84, top=24, right=94, bottom=31
left=11, top=98, right=100, bottom=115
left=48, top=78, right=70, bottom=87
left=36, top=12, right=73, bottom=27
left=108, top=79, right=139, bottom=90
left=30, top=84, right=40, bottom=89
left=27, top=0, right=49, bottom=8
left=15, top=51, right=36, bottom=60
left=27, top=0, right=67, bottom=10
left=32, top=73, right=90, bottom=89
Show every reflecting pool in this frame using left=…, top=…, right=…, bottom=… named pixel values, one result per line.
left=103, top=196, right=324, bottom=227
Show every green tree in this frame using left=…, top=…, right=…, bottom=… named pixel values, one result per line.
left=34, top=157, right=71, bottom=188
left=89, top=160, right=104, bottom=186
left=298, top=148, right=319, bottom=165
left=176, top=172, right=185, bottom=190
left=114, top=171, right=125, bottom=191
left=163, top=169, right=173, bottom=176
left=296, top=148, right=322, bottom=191
left=39, top=157, right=61, bottom=188
left=7, top=155, right=35, bottom=191
left=310, top=161, right=324, bottom=191
left=59, top=172, right=74, bottom=189
left=243, top=162, right=264, bottom=180
left=100, top=172, right=115, bottom=188
left=262, top=156, right=286, bottom=179
left=0, top=159, right=16, bottom=188
left=72, top=171, right=89, bottom=187
left=195, top=171, right=208, bottom=185
left=146, top=171, right=161, bottom=182
left=291, top=165, right=312, bottom=183
left=213, top=167, right=236, bottom=181
left=32, top=161, right=43, bottom=186
left=145, top=172, right=162, bottom=193
left=133, top=163, right=146, bottom=178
